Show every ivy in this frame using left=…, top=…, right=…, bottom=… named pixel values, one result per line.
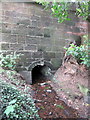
left=36, top=0, right=90, bottom=23
left=0, top=81, right=41, bottom=120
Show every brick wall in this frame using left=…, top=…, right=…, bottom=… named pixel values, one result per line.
left=0, top=2, right=88, bottom=71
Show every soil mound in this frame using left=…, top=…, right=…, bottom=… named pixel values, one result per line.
left=51, top=56, right=90, bottom=118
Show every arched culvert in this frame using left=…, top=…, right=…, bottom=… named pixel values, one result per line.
left=32, top=65, right=46, bottom=84
left=29, top=60, right=54, bottom=84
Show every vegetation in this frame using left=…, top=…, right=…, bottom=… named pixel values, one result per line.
left=0, top=52, right=41, bottom=119
left=36, top=0, right=90, bottom=23
left=0, top=52, right=22, bottom=70
left=64, top=35, right=90, bottom=67
left=0, top=80, right=41, bottom=120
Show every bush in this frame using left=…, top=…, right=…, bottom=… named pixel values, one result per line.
left=0, top=81, right=41, bottom=120
left=0, top=52, right=22, bottom=70
left=64, top=36, right=90, bottom=68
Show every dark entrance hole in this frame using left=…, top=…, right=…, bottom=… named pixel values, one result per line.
left=32, top=65, right=51, bottom=84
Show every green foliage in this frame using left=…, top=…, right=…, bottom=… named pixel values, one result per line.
left=4, top=104, right=15, bottom=116
left=51, top=2, right=71, bottom=23
left=36, top=0, right=90, bottom=23
left=0, top=81, right=41, bottom=120
left=0, top=52, right=22, bottom=70
left=76, top=1, right=90, bottom=21
left=64, top=36, right=90, bottom=67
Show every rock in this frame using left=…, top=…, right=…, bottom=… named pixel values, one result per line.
left=42, top=94, right=47, bottom=97
left=49, top=112, right=52, bottom=115
left=63, top=110, right=70, bottom=116
left=34, top=99, right=42, bottom=103
left=40, top=82, right=47, bottom=86
left=46, top=90, right=52, bottom=93
left=84, top=96, right=90, bottom=104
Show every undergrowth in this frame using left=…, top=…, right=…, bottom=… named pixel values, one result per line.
left=0, top=80, right=41, bottom=120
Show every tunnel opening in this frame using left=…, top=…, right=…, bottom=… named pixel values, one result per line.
left=32, top=65, right=52, bottom=84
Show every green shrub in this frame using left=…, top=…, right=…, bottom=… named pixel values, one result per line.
left=64, top=37, right=90, bottom=68
left=0, top=81, right=41, bottom=120
left=0, top=52, right=22, bottom=70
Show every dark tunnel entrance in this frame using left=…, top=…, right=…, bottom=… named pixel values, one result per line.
left=32, top=65, right=52, bottom=84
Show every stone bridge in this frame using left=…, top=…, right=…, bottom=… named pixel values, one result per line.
left=0, top=2, right=87, bottom=84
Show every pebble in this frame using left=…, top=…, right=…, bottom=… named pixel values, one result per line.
left=42, top=94, right=46, bottom=97
left=63, top=110, right=70, bottom=116
left=46, top=90, right=52, bottom=93
left=40, top=82, right=47, bottom=86
left=49, top=112, right=52, bottom=115
left=34, top=99, right=42, bottom=103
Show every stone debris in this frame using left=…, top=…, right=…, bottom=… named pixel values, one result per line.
left=40, top=82, right=48, bottom=86
left=46, top=90, right=52, bottom=93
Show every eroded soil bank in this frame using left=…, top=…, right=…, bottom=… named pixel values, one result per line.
left=52, top=57, right=90, bottom=118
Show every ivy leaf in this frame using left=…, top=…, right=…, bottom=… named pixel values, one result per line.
left=51, top=8, right=55, bottom=12
left=9, top=99, right=17, bottom=105
left=4, top=105, right=15, bottom=116
left=76, top=8, right=82, bottom=13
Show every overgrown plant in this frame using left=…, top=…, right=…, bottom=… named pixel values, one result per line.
left=0, top=81, right=41, bottom=120
left=76, top=1, right=90, bottom=21
left=36, top=0, right=90, bottom=23
left=64, top=36, right=90, bottom=67
left=0, top=52, right=22, bottom=70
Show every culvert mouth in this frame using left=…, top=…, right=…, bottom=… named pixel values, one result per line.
left=32, top=65, right=52, bottom=84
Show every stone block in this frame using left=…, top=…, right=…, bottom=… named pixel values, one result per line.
left=40, top=38, right=52, bottom=45
left=32, top=52, right=43, bottom=58
left=17, top=24, right=28, bottom=35
left=55, top=52, right=63, bottom=59
left=0, top=43, right=9, bottom=50
left=38, top=45, right=46, bottom=52
left=44, top=28, right=50, bottom=37
left=52, top=45, right=63, bottom=52
left=17, top=35, right=26, bottom=44
left=44, top=52, right=55, bottom=58
left=28, top=27, right=43, bottom=37
left=0, top=34, right=2, bottom=42
left=24, top=44, right=37, bottom=51
left=2, top=23, right=11, bottom=33
left=31, top=20, right=41, bottom=27
left=41, top=16, right=52, bottom=27
left=9, top=43, right=23, bottom=51
left=69, top=27, right=80, bottom=33
left=31, top=15, right=40, bottom=21
left=2, top=33, right=17, bottom=43
left=51, top=58, right=62, bottom=70
left=26, top=36, right=41, bottom=45
left=18, top=19, right=30, bottom=26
